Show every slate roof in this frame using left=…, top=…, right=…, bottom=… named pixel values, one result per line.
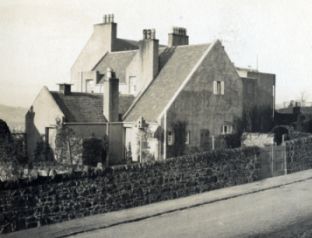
left=124, top=44, right=210, bottom=122
left=115, top=38, right=140, bottom=50
left=93, top=50, right=137, bottom=84
left=50, top=92, right=134, bottom=122
left=93, top=46, right=170, bottom=84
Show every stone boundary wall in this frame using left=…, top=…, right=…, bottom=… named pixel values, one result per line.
left=285, top=135, right=312, bottom=173
left=0, top=147, right=261, bottom=233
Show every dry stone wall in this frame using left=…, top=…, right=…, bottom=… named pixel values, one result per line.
left=0, top=147, right=261, bottom=233
left=285, top=135, right=312, bottom=173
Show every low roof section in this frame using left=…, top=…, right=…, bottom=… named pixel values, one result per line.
left=50, top=91, right=134, bottom=122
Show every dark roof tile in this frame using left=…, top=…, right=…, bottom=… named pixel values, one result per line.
left=50, top=92, right=134, bottom=122
left=93, top=51, right=137, bottom=84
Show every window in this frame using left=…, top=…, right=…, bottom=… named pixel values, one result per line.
left=129, top=76, right=137, bottom=94
left=200, top=129, right=210, bottom=149
left=185, top=131, right=190, bottom=145
left=167, top=130, right=175, bottom=145
left=221, top=125, right=233, bottom=135
left=85, top=79, right=94, bottom=93
left=213, top=81, right=224, bottom=95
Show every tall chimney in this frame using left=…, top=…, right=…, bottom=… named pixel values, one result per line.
left=103, top=68, right=119, bottom=121
left=139, top=29, right=159, bottom=89
left=168, top=27, right=189, bottom=47
left=93, top=14, right=117, bottom=52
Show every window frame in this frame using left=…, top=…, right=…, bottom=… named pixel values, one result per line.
left=85, top=79, right=94, bottom=93
left=128, top=76, right=137, bottom=94
left=185, top=130, right=190, bottom=145
left=213, top=80, right=225, bottom=95
left=221, top=124, right=233, bottom=135
left=167, top=130, right=175, bottom=146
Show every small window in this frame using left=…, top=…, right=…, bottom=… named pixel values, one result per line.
left=213, top=81, right=224, bottom=95
left=85, top=79, right=94, bottom=93
left=221, top=125, right=233, bottom=135
left=168, top=130, right=175, bottom=145
left=129, top=76, right=137, bottom=94
left=185, top=131, right=190, bottom=145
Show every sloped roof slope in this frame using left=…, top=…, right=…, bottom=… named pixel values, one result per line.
left=93, top=51, right=137, bottom=84
left=50, top=92, right=134, bottom=122
left=93, top=46, right=171, bottom=84
left=124, top=44, right=210, bottom=122
left=115, top=38, right=140, bottom=50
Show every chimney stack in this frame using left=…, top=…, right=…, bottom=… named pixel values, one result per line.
left=93, top=14, right=117, bottom=52
left=103, top=68, right=119, bottom=121
left=139, top=29, right=159, bottom=89
left=58, top=83, right=71, bottom=96
left=168, top=27, right=189, bottom=47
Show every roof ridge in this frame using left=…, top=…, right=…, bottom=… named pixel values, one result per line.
left=118, top=38, right=139, bottom=42
left=50, top=91, right=102, bottom=96
left=164, top=43, right=211, bottom=50
left=158, top=43, right=211, bottom=51
left=108, top=49, right=138, bottom=54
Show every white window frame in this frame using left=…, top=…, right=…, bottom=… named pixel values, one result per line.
left=221, top=124, right=233, bottom=135
left=213, top=81, right=224, bottom=95
left=85, top=79, right=94, bottom=93
left=167, top=130, right=175, bottom=145
left=185, top=130, right=190, bottom=145
left=129, top=76, right=137, bottom=94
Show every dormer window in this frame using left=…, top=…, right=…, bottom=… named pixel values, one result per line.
left=213, top=81, right=224, bottom=95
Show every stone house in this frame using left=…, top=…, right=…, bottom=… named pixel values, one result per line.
left=26, top=14, right=275, bottom=164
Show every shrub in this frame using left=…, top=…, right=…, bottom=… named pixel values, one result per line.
left=82, top=137, right=106, bottom=167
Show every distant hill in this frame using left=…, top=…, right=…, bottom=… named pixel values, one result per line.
left=0, top=104, right=27, bottom=132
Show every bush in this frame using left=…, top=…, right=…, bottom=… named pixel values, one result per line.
left=224, top=134, right=241, bottom=148
left=82, top=137, right=106, bottom=167
left=55, top=125, right=83, bottom=165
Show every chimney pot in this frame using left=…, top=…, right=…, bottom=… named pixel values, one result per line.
left=143, top=29, right=147, bottom=39
left=168, top=26, right=189, bottom=47
left=143, top=29, right=156, bottom=40
left=151, top=29, right=156, bottom=39
left=103, top=14, right=115, bottom=24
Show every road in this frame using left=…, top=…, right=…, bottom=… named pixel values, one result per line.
left=68, top=178, right=312, bottom=238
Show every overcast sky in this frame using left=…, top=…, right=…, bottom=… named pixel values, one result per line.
left=0, top=0, right=312, bottom=107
